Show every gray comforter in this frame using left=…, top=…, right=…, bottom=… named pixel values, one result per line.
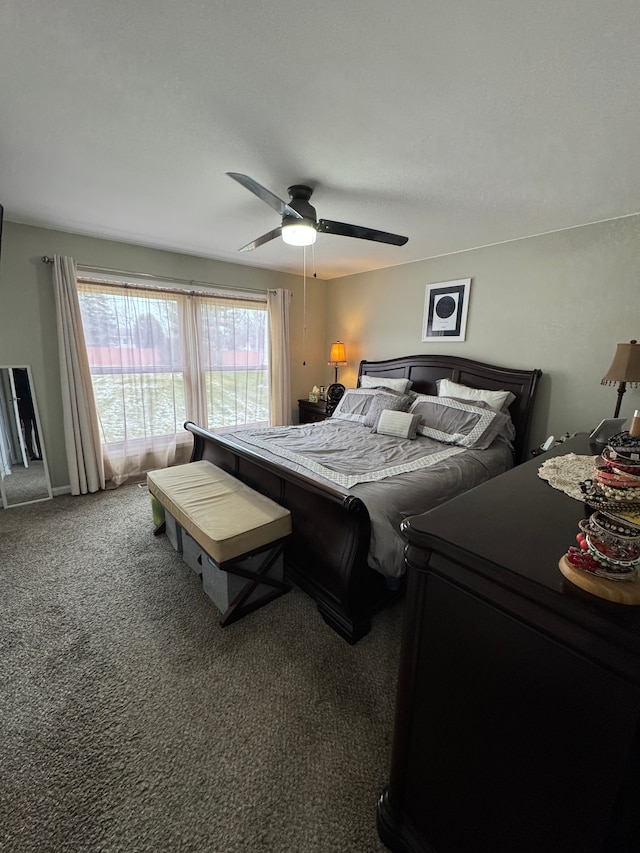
left=223, top=419, right=513, bottom=578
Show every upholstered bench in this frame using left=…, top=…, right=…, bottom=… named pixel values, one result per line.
left=147, top=460, right=292, bottom=626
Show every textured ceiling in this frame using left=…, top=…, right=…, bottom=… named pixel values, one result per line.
left=1, top=1, right=639, bottom=279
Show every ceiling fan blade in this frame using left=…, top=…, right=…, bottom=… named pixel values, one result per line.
left=227, top=172, right=302, bottom=220
left=238, top=227, right=282, bottom=252
left=318, top=219, right=408, bottom=246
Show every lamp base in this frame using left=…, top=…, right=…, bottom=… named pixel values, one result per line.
left=614, top=382, right=627, bottom=418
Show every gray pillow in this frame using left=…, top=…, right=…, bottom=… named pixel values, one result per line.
left=363, top=392, right=413, bottom=428
left=446, top=397, right=516, bottom=444
left=331, top=388, right=382, bottom=423
left=408, top=395, right=511, bottom=450
left=331, top=388, right=412, bottom=425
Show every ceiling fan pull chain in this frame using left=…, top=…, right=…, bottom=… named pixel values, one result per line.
left=302, top=245, right=307, bottom=365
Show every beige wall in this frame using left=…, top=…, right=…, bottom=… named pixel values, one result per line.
left=2, top=215, right=638, bottom=492
left=325, top=215, right=640, bottom=450
left=0, top=222, right=327, bottom=490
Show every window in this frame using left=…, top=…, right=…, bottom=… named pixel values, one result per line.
left=199, top=297, right=269, bottom=432
left=76, top=278, right=269, bottom=480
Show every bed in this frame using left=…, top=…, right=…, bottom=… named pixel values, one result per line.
left=185, top=353, right=542, bottom=643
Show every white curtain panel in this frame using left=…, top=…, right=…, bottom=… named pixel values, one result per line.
left=52, top=256, right=105, bottom=494
left=184, top=296, right=207, bottom=430
left=267, top=288, right=292, bottom=426
left=0, top=369, right=17, bottom=473
left=0, top=402, right=12, bottom=478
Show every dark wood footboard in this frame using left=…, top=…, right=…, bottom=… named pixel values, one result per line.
left=185, top=421, right=396, bottom=642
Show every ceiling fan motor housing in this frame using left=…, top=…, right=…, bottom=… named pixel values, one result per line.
left=286, top=185, right=317, bottom=226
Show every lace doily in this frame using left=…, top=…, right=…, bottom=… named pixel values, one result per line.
left=537, top=453, right=597, bottom=501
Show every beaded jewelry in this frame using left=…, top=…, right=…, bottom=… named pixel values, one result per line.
left=580, top=479, right=640, bottom=511
left=604, top=433, right=640, bottom=464
left=585, top=538, right=640, bottom=570
left=589, top=511, right=640, bottom=539
left=580, top=520, right=636, bottom=550
left=594, top=467, right=640, bottom=488
left=600, top=447, right=640, bottom=475
left=598, top=485, right=640, bottom=502
left=568, top=431, right=640, bottom=583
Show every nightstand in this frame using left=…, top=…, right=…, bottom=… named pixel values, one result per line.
left=298, top=399, right=330, bottom=424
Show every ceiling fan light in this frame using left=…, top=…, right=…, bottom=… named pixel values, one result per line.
left=281, top=222, right=317, bottom=246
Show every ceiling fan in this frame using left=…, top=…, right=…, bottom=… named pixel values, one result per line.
left=227, top=172, right=408, bottom=252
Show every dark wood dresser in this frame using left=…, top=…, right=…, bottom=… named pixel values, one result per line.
left=377, top=434, right=640, bottom=853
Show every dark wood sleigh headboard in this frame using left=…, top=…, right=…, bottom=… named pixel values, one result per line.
left=358, top=354, right=542, bottom=464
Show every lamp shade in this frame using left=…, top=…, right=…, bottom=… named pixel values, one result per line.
left=601, top=340, right=640, bottom=386
left=601, top=339, right=640, bottom=417
left=328, top=342, right=347, bottom=366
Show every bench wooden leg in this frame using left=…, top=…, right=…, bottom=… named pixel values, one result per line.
left=218, top=542, right=291, bottom=628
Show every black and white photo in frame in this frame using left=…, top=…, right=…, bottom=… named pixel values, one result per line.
left=422, top=278, right=471, bottom=342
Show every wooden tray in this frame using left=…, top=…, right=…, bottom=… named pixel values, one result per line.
left=558, top=555, right=640, bottom=605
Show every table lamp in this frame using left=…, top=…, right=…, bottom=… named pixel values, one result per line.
left=601, top=339, right=640, bottom=417
left=328, top=341, right=347, bottom=384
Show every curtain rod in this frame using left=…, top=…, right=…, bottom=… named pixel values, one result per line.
left=40, top=257, right=269, bottom=296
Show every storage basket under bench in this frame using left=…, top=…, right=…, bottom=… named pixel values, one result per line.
left=147, top=460, right=292, bottom=626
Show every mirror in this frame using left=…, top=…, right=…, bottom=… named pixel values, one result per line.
left=0, top=366, right=53, bottom=508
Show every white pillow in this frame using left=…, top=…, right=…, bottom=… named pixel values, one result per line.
left=372, top=409, right=421, bottom=440
left=360, top=374, right=413, bottom=393
left=437, top=378, right=515, bottom=412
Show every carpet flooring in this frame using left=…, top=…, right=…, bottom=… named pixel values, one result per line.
left=0, top=485, right=403, bottom=852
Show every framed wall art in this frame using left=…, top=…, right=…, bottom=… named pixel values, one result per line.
left=422, top=278, right=471, bottom=342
